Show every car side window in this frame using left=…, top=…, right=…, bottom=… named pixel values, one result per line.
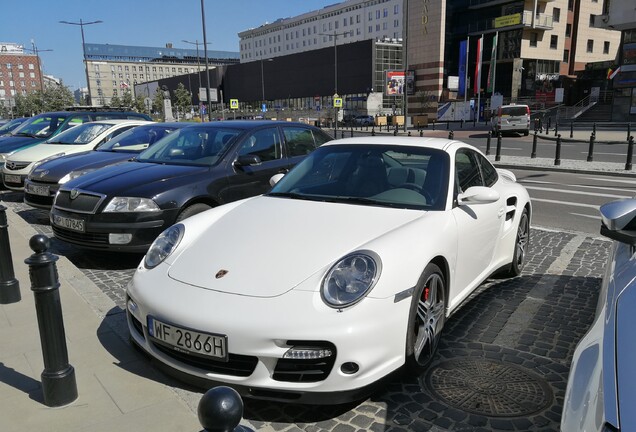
left=477, top=153, right=498, bottom=187
left=238, top=127, right=282, bottom=162
left=283, top=127, right=316, bottom=157
left=455, top=149, right=483, bottom=193
left=312, top=130, right=332, bottom=146
left=100, top=125, right=136, bottom=145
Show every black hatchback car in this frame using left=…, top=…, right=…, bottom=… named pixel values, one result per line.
left=50, top=121, right=332, bottom=252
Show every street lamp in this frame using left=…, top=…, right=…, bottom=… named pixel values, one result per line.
left=182, top=39, right=211, bottom=118
left=59, top=19, right=103, bottom=106
left=260, top=58, right=274, bottom=103
left=199, top=0, right=213, bottom=121
left=25, top=41, right=53, bottom=112
left=319, top=30, right=352, bottom=133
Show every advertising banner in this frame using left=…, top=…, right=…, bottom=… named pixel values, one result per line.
left=386, top=71, right=405, bottom=96
left=458, top=40, right=467, bottom=98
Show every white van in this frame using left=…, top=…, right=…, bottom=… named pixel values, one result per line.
left=492, top=104, right=530, bottom=136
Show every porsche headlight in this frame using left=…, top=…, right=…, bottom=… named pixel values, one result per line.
left=59, top=168, right=96, bottom=184
left=103, top=197, right=160, bottom=212
left=322, top=251, right=380, bottom=308
left=144, top=223, right=184, bottom=269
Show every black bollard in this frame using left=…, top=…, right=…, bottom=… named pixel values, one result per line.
left=461, top=119, right=464, bottom=129
left=25, top=235, right=78, bottom=407
left=350, top=126, right=354, bottom=137
left=448, top=130, right=454, bottom=139
left=341, top=130, right=345, bottom=139
left=408, top=131, right=411, bottom=136
left=446, top=120, right=449, bottom=130
left=486, top=131, right=492, bottom=155
left=626, top=136, right=634, bottom=171
left=417, top=121, right=421, bottom=131
left=555, top=134, right=562, bottom=166
left=432, top=121, right=436, bottom=131
left=495, top=132, right=502, bottom=161
left=546, top=117, right=551, bottom=134
left=394, top=124, right=398, bottom=135
left=593, top=122, right=597, bottom=136
left=554, top=119, right=559, bottom=137
left=419, top=129, right=423, bottom=137
left=628, top=123, right=631, bottom=142
left=570, top=122, right=574, bottom=139
left=587, top=132, right=595, bottom=162
left=534, top=118, right=539, bottom=132
left=371, top=125, right=375, bottom=136
left=0, top=205, right=20, bottom=304
left=198, top=386, right=254, bottom=432
left=531, top=130, right=538, bottom=159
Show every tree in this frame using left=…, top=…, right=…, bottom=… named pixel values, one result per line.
left=43, top=84, right=74, bottom=112
left=134, top=94, right=147, bottom=113
left=110, top=93, right=122, bottom=108
left=121, top=89, right=133, bottom=108
left=174, top=83, right=192, bottom=119
left=152, top=87, right=165, bottom=116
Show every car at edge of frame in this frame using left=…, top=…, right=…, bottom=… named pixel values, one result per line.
left=561, top=198, right=636, bottom=432
left=126, top=136, right=532, bottom=404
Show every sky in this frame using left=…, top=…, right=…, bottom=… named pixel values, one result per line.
left=2, top=0, right=339, bottom=90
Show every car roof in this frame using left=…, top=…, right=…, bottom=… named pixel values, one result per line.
left=322, top=136, right=463, bottom=152
left=82, top=119, right=153, bottom=126
left=186, top=120, right=317, bottom=130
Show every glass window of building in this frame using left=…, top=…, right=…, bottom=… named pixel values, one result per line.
left=384, top=8, right=388, bottom=17
left=553, top=8, right=560, bottom=22
left=394, top=4, right=399, bottom=14
left=550, top=35, right=558, bottom=49
left=566, top=24, right=571, bottom=37
left=530, top=33, right=538, bottom=47
left=603, top=41, right=610, bottom=54
left=587, top=39, right=594, bottom=52
left=563, top=49, right=569, bottom=62
left=29, top=64, right=34, bottom=70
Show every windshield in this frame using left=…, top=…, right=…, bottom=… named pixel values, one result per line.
left=268, top=144, right=450, bottom=210
left=47, top=122, right=112, bottom=145
left=97, top=124, right=179, bottom=152
left=136, top=126, right=240, bottom=166
left=11, top=114, right=69, bottom=138
left=0, top=118, right=25, bottom=134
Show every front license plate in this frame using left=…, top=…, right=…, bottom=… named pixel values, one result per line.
left=148, top=316, right=228, bottom=361
left=52, top=215, right=85, bottom=232
left=26, top=183, right=50, bottom=196
left=4, top=174, right=20, bottom=184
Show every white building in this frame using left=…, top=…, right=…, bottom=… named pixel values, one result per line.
left=238, top=0, right=403, bottom=62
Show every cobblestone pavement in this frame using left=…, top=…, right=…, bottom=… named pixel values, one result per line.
left=0, top=190, right=610, bottom=431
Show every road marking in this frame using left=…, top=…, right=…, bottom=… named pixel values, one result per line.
left=579, top=151, right=623, bottom=156
left=524, top=185, right=632, bottom=199
left=570, top=212, right=599, bottom=220
left=579, top=176, right=636, bottom=185
left=493, top=234, right=587, bottom=347
left=520, top=179, right=636, bottom=193
left=531, top=198, right=600, bottom=209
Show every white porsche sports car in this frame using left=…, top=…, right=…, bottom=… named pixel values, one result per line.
left=126, top=136, right=531, bottom=404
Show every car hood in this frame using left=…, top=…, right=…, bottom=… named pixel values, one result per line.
left=32, top=151, right=133, bottom=182
left=167, top=196, right=425, bottom=298
left=7, top=143, right=89, bottom=163
left=0, top=136, right=42, bottom=154
left=64, top=161, right=207, bottom=197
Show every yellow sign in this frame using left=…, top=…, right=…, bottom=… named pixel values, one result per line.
left=230, top=99, right=239, bottom=109
left=494, top=13, right=521, bottom=28
left=333, top=98, right=343, bottom=108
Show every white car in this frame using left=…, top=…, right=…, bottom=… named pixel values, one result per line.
left=561, top=198, right=636, bottom=432
left=2, top=119, right=152, bottom=190
left=126, top=137, right=531, bottom=404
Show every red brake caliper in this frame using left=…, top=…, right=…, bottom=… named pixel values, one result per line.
left=424, top=287, right=430, bottom=301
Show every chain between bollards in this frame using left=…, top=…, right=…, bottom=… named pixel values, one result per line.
left=626, top=135, right=634, bottom=171
left=198, top=386, right=254, bottom=432
left=25, top=235, right=78, bottom=407
left=0, top=205, right=21, bottom=304
left=555, top=134, right=562, bottom=166
left=531, top=130, right=538, bottom=159
left=486, top=131, right=492, bottom=155
left=495, top=132, right=502, bottom=161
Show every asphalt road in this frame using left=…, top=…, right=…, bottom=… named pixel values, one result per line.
left=510, top=168, right=636, bottom=234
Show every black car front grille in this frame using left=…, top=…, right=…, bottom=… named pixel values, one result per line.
left=24, top=193, right=54, bottom=207
left=55, top=190, right=105, bottom=214
left=52, top=225, right=109, bottom=246
left=151, top=339, right=258, bottom=377
left=5, top=161, right=30, bottom=171
left=273, top=341, right=337, bottom=383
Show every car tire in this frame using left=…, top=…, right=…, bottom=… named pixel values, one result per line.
left=176, top=203, right=212, bottom=222
left=503, top=208, right=529, bottom=277
left=405, top=263, right=446, bottom=373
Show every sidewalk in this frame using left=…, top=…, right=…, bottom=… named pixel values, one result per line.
left=0, top=208, right=204, bottom=432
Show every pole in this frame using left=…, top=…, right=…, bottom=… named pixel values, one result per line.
left=25, top=235, right=78, bottom=407
left=495, top=132, right=502, bottom=161
left=464, top=36, right=470, bottom=105
left=0, top=205, right=20, bottom=304
left=476, top=35, right=484, bottom=124
left=486, top=131, right=491, bottom=155
left=260, top=59, right=265, bottom=102
left=531, top=130, right=538, bottom=158
left=200, top=0, right=213, bottom=122
left=587, top=132, right=595, bottom=162
left=626, top=136, right=634, bottom=171
left=555, top=134, right=562, bottom=166
left=402, top=0, right=409, bottom=132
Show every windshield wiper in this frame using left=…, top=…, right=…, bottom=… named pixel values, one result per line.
left=267, top=191, right=316, bottom=201
left=14, top=132, right=37, bottom=138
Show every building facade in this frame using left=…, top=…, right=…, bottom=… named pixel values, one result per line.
left=0, top=42, right=44, bottom=111
left=83, top=43, right=239, bottom=106
left=238, top=0, right=403, bottom=62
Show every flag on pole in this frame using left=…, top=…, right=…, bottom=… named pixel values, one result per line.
left=474, top=35, right=483, bottom=96
left=609, top=66, right=621, bottom=80
left=458, top=40, right=468, bottom=98
left=487, top=33, right=498, bottom=93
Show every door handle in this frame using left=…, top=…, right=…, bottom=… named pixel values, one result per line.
left=278, top=168, right=289, bottom=174
left=497, top=207, right=505, bottom=218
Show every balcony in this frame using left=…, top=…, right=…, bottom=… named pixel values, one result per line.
left=522, top=11, right=553, bottom=30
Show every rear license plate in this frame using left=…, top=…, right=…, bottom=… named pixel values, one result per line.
left=148, top=316, right=228, bottom=361
left=4, top=174, right=21, bottom=184
left=52, top=215, right=85, bottom=232
left=26, top=183, right=50, bottom=196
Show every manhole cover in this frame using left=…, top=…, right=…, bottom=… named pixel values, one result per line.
left=425, top=358, right=553, bottom=417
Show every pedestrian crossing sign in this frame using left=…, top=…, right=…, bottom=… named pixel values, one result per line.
left=230, top=99, right=239, bottom=109
left=333, top=98, right=343, bottom=108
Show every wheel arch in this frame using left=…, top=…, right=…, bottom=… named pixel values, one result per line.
left=429, top=255, right=450, bottom=312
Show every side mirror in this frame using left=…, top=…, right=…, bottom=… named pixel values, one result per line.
left=269, top=173, right=285, bottom=187
left=234, top=154, right=262, bottom=168
left=457, top=186, right=500, bottom=205
left=600, top=199, right=636, bottom=245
